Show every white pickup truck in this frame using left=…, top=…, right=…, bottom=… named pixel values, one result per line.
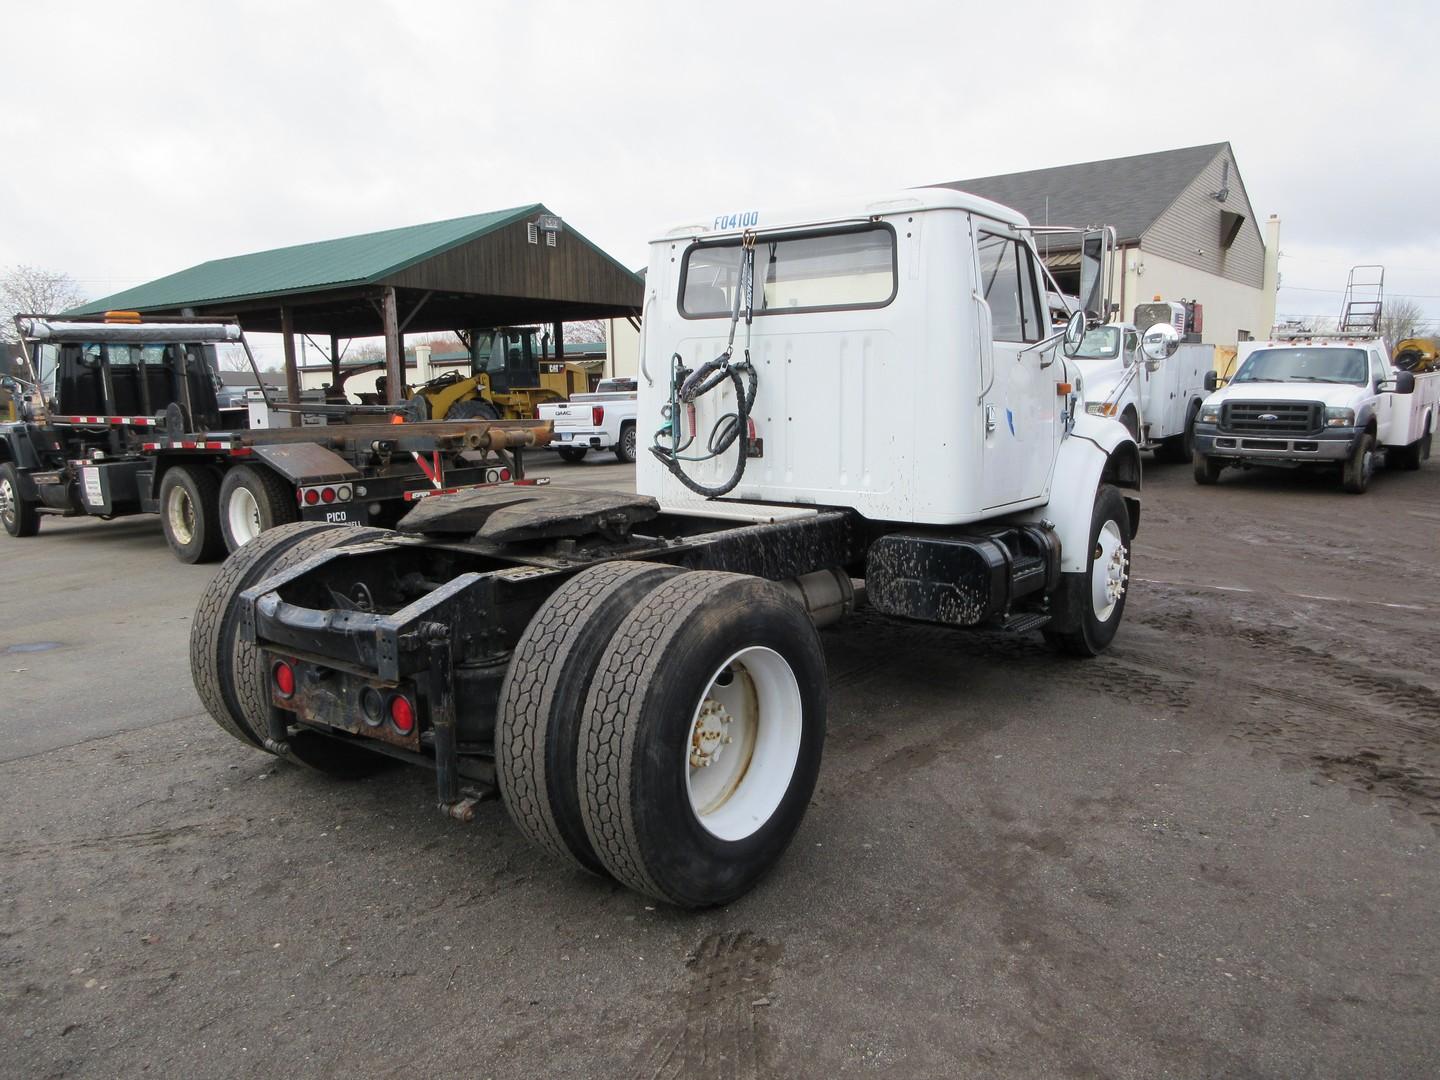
left=1073, top=310, right=1212, bottom=461
left=537, top=377, right=638, bottom=463
left=1191, top=334, right=1437, bottom=492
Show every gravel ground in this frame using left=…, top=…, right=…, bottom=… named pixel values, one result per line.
left=1, top=451, right=1437, bottom=1079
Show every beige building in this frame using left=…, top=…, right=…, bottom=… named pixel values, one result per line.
left=942, top=143, right=1279, bottom=345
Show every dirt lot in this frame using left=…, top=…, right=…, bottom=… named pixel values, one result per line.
left=2, top=451, right=1438, bottom=1079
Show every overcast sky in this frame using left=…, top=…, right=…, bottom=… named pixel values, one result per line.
left=3, top=0, right=1437, bottom=354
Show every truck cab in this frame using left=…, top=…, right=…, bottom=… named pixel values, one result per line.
left=1191, top=334, right=1437, bottom=492
left=1072, top=302, right=1214, bottom=462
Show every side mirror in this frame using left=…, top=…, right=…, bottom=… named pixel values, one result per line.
left=1078, top=227, right=1116, bottom=323
left=1203, top=369, right=1219, bottom=392
left=1141, top=323, right=1179, bottom=364
left=1392, top=370, right=1416, bottom=394
left=1061, top=310, right=1086, bottom=358
left=0, top=376, right=15, bottom=392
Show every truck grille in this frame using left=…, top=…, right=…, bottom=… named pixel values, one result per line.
left=1220, top=401, right=1322, bottom=435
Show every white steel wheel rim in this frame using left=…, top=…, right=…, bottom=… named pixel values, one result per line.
left=1091, top=520, right=1127, bottom=623
left=684, top=646, right=803, bottom=842
left=0, top=477, right=14, bottom=526
left=166, top=486, right=196, bottom=546
left=227, top=486, right=263, bottom=546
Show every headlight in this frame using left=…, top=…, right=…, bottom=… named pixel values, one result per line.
left=1199, top=404, right=1221, bottom=423
left=1085, top=402, right=1117, bottom=417
left=1324, top=407, right=1355, bottom=427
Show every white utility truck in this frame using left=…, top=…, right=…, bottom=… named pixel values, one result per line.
left=536, top=377, right=639, bottom=463
left=192, top=189, right=1146, bottom=907
left=1072, top=300, right=1214, bottom=462
left=1191, top=333, right=1437, bottom=492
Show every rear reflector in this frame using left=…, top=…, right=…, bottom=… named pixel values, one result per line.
left=273, top=660, right=296, bottom=698
left=388, top=694, right=416, bottom=735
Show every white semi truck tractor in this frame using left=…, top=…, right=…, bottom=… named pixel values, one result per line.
left=191, top=189, right=1146, bottom=906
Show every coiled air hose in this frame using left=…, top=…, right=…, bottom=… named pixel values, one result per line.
left=651, top=233, right=760, bottom=499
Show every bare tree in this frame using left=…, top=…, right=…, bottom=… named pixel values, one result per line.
left=0, top=265, right=89, bottom=342
left=1380, top=298, right=1430, bottom=345
left=563, top=319, right=606, bottom=344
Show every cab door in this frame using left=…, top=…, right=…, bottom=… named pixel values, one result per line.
left=1370, top=348, right=1396, bottom=443
left=974, top=223, right=1057, bottom=509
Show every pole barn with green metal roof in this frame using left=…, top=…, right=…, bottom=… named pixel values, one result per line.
left=71, top=205, right=642, bottom=404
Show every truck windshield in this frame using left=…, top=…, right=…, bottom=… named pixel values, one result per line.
left=1233, top=347, right=1367, bottom=384
left=1073, top=326, right=1121, bottom=359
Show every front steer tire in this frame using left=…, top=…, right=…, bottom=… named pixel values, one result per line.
left=0, top=462, right=39, bottom=538
left=1192, top=450, right=1223, bottom=485
left=1341, top=432, right=1376, bottom=494
left=497, top=560, right=684, bottom=876
left=577, top=572, right=827, bottom=908
left=160, top=465, right=226, bottom=563
left=1042, top=484, right=1131, bottom=658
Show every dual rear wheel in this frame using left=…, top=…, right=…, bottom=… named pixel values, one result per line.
left=497, top=563, right=826, bottom=907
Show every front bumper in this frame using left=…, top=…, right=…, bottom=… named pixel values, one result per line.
left=1193, top=423, right=1359, bottom=463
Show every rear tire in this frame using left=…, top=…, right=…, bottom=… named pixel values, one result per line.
left=159, top=465, right=226, bottom=563
left=235, top=526, right=394, bottom=776
left=192, top=522, right=395, bottom=776
left=1154, top=404, right=1198, bottom=464
left=0, top=462, right=39, bottom=537
left=557, top=447, right=588, bottom=463
left=1042, top=484, right=1130, bottom=658
left=191, top=522, right=347, bottom=749
left=614, top=424, right=637, bottom=464
left=497, top=560, right=684, bottom=876
left=1192, top=450, right=1223, bottom=485
left=1341, top=432, right=1376, bottom=494
left=219, top=464, right=299, bottom=553
left=1399, top=426, right=1430, bottom=471
left=578, top=572, right=827, bottom=907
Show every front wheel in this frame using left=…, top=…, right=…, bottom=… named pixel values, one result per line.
left=1341, top=432, right=1376, bottom=494
left=1192, top=450, right=1223, bottom=485
left=578, top=572, right=827, bottom=907
left=1042, top=484, right=1131, bottom=658
left=0, top=462, right=39, bottom=538
left=556, top=447, right=588, bottom=463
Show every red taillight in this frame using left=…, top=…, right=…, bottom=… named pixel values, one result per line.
left=534, top=406, right=542, bottom=419
left=388, top=694, right=415, bottom=734
left=592, top=405, right=604, bottom=426
left=273, top=660, right=295, bottom=698
left=320, top=487, right=336, bottom=504
left=499, top=468, right=510, bottom=481
left=303, top=488, right=319, bottom=505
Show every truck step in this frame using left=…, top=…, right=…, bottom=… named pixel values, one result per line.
left=995, top=611, right=1050, bottom=634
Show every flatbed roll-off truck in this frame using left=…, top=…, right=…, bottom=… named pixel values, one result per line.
left=0, top=313, right=545, bottom=561
left=192, top=189, right=1153, bottom=907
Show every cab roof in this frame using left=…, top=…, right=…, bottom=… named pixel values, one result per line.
left=653, top=187, right=1031, bottom=244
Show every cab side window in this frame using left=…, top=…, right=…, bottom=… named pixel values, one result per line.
left=977, top=231, right=1045, bottom=344
left=1370, top=350, right=1388, bottom=385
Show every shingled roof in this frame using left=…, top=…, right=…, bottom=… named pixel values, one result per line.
left=935, top=143, right=1229, bottom=244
